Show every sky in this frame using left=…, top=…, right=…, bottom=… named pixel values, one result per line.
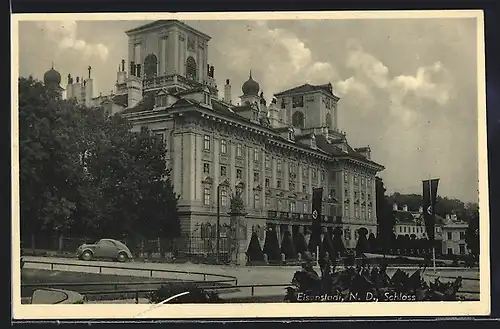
left=16, top=16, right=482, bottom=203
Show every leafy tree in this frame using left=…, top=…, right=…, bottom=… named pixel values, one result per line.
left=355, top=228, right=369, bottom=257
left=246, top=231, right=264, bottom=262
left=18, top=76, right=181, bottom=243
left=465, top=204, right=479, bottom=257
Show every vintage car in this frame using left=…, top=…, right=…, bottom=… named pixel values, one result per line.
left=76, top=238, right=133, bottom=262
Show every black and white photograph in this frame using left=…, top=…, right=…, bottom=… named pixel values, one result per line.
left=11, top=11, right=489, bottom=319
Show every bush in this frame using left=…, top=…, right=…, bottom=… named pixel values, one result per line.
left=280, top=231, right=296, bottom=260
left=263, top=228, right=281, bottom=261
left=148, top=283, right=222, bottom=304
left=246, top=231, right=264, bottom=263
left=287, top=264, right=465, bottom=302
left=294, top=232, right=307, bottom=256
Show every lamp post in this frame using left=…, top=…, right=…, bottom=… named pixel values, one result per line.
left=216, top=180, right=231, bottom=264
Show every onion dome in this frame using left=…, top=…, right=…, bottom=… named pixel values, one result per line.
left=242, top=70, right=260, bottom=96
left=44, top=65, right=62, bottom=86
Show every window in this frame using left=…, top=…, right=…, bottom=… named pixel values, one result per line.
left=399, top=226, right=402, bottom=233
left=303, top=203, right=308, bottom=213
left=254, top=193, right=260, bottom=209
left=277, top=160, right=282, bottom=173
left=221, top=188, right=228, bottom=207
left=155, top=132, right=164, bottom=143
left=344, top=204, right=349, bottom=216
left=355, top=206, right=359, bottom=218
left=354, top=175, right=359, bottom=185
left=321, top=171, right=325, bottom=181
left=265, top=155, right=270, bottom=169
left=447, top=248, right=453, bottom=255
left=144, top=53, right=158, bottom=78
left=289, top=183, right=295, bottom=192
left=460, top=231, right=466, bottom=240
left=368, top=207, right=372, bottom=219
left=344, top=229, right=351, bottom=240
left=220, top=140, right=227, bottom=154
left=289, top=163, right=296, bottom=174
left=361, top=207, right=365, bottom=218
left=312, top=169, right=317, bottom=180
left=292, top=111, right=305, bottom=128
left=236, top=168, right=242, bottom=179
left=265, top=178, right=270, bottom=188
left=292, top=95, right=304, bottom=108
left=203, top=135, right=211, bottom=151
left=253, top=171, right=260, bottom=182
left=344, top=189, right=349, bottom=198
left=203, top=163, right=210, bottom=174
left=325, top=113, right=331, bottom=128
left=236, top=144, right=243, bottom=157
left=220, top=166, right=227, bottom=177
left=203, top=188, right=211, bottom=205
left=254, top=148, right=259, bottom=162
left=302, top=184, right=307, bottom=193
left=289, top=201, right=296, bottom=213
left=278, top=199, right=283, bottom=211
left=459, top=244, right=465, bottom=255
left=281, top=98, right=286, bottom=109
left=361, top=177, right=365, bottom=186
left=367, top=178, right=372, bottom=188
left=344, top=172, right=349, bottom=183
left=447, top=232, right=452, bottom=240
left=186, top=56, right=197, bottom=80
left=277, top=180, right=282, bottom=189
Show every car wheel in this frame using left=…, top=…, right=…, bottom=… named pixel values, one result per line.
left=82, top=251, right=93, bottom=261
left=117, top=252, right=127, bottom=262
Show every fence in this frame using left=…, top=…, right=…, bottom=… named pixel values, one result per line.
left=22, top=234, right=231, bottom=263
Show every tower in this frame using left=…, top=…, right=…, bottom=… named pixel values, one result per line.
left=124, top=20, right=214, bottom=95
left=84, top=66, right=94, bottom=107
left=240, top=71, right=260, bottom=106
left=223, top=79, right=232, bottom=104
left=43, top=64, right=64, bottom=99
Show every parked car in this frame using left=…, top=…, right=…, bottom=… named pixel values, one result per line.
left=76, top=239, right=133, bottom=262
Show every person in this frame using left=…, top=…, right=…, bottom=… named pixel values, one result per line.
left=301, top=251, right=320, bottom=280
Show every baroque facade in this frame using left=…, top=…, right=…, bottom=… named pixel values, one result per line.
left=55, top=20, right=385, bottom=254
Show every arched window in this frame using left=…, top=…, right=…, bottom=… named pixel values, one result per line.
left=186, top=56, right=197, bottom=80
left=144, top=53, right=158, bottom=78
left=292, top=111, right=305, bottom=128
left=325, top=113, right=332, bottom=128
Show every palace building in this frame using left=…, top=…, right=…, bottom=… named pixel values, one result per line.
left=48, top=20, right=385, bottom=254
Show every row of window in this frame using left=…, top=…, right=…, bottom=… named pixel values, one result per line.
left=445, top=231, right=466, bottom=241
left=343, top=204, right=373, bottom=219
left=344, top=172, right=373, bottom=189
left=398, top=226, right=426, bottom=234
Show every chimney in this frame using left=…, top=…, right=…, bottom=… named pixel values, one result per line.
left=403, top=205, right=408, bottom=212
left=224, top=79, right=232, bottom=104
left=393, top=203, right=398, bottom=211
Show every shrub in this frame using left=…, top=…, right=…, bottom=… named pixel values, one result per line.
left=294, top=232, right=307, bottom=256
left=148, top=283, right=222, bottom=304
left=280, top=231, right=296, bottom=260
left=246, top=231, right=264, bottom=263
left=262, top=228, right=281, bottom=261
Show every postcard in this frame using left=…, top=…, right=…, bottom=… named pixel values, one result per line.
left=11, top=10, right=490, bottom=319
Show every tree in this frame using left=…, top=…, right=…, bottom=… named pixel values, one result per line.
left=18, top=76, right=181, bottom=243
left=263, top=227, right=280, bottom=261
left=465, top=204, right=479, bottom=258
left=355, top=228, right=369, bottom=257
left=246, top=231, right=264, bottom=262
left=376, top=177, right=395, bottom=253
left=294, top=231, right=307, bottom=256
left=280, top=230, right=296, bottom=260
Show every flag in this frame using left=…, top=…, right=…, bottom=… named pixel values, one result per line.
left=310, top=188, right=324, bottom=252
left=422, top=179, right=439, bottom=241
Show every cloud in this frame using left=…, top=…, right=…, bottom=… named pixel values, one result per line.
left=219, top=21, right=338, bottom=102
left=36, top=21, right=109, bottom=61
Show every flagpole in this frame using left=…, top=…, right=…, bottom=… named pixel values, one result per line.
left=429, top=174, right=436, bottom=275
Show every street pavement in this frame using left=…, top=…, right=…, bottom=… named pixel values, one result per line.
left=22, top=256, right=480, bottom=299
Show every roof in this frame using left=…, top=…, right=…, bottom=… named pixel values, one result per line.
left=111, top=94, right=128, bottom=107
left=274, top=83, right=338, bottom=98
left=125, top=20, right=211, bottom=41
left=394, top=210, right=446, bottom=226
left=122, top=91, right=156, bottom=114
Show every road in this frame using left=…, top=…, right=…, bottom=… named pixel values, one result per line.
left=22, top=256, right=480, bottom=299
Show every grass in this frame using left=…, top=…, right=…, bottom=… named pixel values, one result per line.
left=21, top=269, right=236, bottom=302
